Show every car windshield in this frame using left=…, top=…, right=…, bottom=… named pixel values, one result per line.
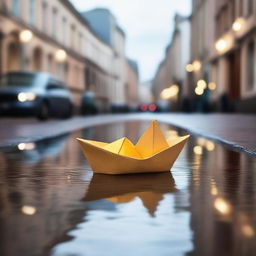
left=0, top=73, right=36, bottom=87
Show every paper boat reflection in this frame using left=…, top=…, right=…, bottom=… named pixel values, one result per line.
left=83, top=172, right=177, bottom=216
left=77, top=120, right=189, bottom=174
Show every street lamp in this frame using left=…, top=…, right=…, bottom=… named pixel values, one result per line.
left=55, top=49, right=67, bottom=62
left=197, top=79, right=207, bottom=89
left=208, top=82, right=216, bottom=90
left=195, top=87, right=204, bottom=95
left=215, top=39, right=227, bottom=53
left=186, top=63, right=194, bottom=72
left=232, top=17, right=245, bottom=32
left=192, top=60, right=201, bottom=71
left=19, top=30, right=33, bottom=43
left=160, top=85, right=179, bottom=100
left=19, top=30, right=33, bottom=70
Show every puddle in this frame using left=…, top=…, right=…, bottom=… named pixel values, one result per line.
left=0, top=121, right=255, bottom=256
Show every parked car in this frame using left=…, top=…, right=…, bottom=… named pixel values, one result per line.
left=0, top=71, right=73, bottom=120
left=81, top=92, right=99, bottom=115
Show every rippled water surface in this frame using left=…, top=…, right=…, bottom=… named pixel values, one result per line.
left=0, top=121, right=255, bottom=256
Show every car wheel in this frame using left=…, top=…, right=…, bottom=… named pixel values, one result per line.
left=37, top=102, right=49, bottom=121
left=63, top=103, right=73, bottom=119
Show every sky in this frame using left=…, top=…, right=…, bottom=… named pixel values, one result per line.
left=71, top=0, right=191, bottom=82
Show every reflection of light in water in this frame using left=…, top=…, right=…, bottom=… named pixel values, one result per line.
left=18, top=142, right=35, bottom=151
left=197, top=138, right=205, bottom=146
left=193, top=145, right=203, bottom=155
left=206, top=141, right=215, bottom=151
left=21, top=205, right=37, bottom=215
left=211, top=185, right=218, bottom=195
left=214, top=198, right=232, bottom=215
left=197, top=138, right=215, bottom=151
left=211, top=179, right=218, bottom=195
left=241, top=224, right=255, bottom=237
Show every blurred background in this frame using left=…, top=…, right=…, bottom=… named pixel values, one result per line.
left=0, top=0, right=255, bottom=119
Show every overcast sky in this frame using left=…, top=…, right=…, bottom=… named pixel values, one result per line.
left=71, top=0, right=191, bottom=82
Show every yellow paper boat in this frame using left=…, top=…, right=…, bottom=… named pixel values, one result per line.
left=77, top=120, right=189, bottom=175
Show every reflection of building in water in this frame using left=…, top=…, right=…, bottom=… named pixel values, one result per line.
left=0, top=132, right=89, bottom=256
left=184, top=137, right=256, bottom=256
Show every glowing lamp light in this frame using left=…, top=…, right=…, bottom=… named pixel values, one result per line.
left=195, top=87, right=204, bottom=95
left=149, top=104, right=156, bottom=112
left=55, top=49, right=67, bottom=62
left=215, top=39, right=227, bottom=53
left=160, top=85, right=179, bottom=100
left=18, top=92, right=36, bottom=102
left=19, top=30, right=33, bottom=43
left=192, top=60, right=201, bottom=71
left=241, top=225, right=255, bottom=237
left=211, top=185, right=218, bottom=196
left=18, top=142, right=35, bottom=151
left=140, top=104, right=147, bottom=112
left=214, top=198, right=232, bottom=215
left=197, top=79, right=207, bottom=89
left=186, top=64, right=194, bottom=72
left=21, top=205, right=37, bottom=215
left=232, top=17, right=245, bottom=32
left=206, top=141, right=215, bottom=151
left=193, top=145, right=203, bottom=155
left=208, top=82, right=217, bottom=90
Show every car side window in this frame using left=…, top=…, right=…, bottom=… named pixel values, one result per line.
left=47, top=80, right=62, bottom=90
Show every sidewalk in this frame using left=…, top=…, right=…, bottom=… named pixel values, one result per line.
left=0, top=113, right=255, bottom=155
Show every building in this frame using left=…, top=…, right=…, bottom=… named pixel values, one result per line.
left=212, top=0, right=256, bottom=112
left=82, top=8, right=138, bottom=110
left=125, top=59, right=139, bottom=108
left=153, top=14, right=190, bottom=111
left=0, top=1, right=139, bottom=110
left=187, top=0, right=256, bottom=113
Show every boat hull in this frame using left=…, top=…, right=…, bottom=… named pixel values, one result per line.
left=77, top=136, right=189, bottom=175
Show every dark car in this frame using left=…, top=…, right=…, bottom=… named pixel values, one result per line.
left=0, top=71, right=73, bottom=120
left=81, top=92, right=99, bottom=115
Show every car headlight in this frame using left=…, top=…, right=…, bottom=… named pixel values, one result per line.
left=17, top=92, right=37, bottom=102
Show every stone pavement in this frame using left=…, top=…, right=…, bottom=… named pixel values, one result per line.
left=0, top=113, right=255, bottom=155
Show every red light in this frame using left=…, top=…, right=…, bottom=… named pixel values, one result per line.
left=149, top=104, right=156, bottom=112
left=140, top=104, right=147, bottom=111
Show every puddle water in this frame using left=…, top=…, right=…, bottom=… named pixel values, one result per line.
left=0, top=121, right=255, bottom=256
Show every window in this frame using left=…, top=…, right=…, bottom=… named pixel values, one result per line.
left=12, top=0, right=20, bottom=17
left=42, top=2, right=48, bottom=31
left=62, top=17, right=67, bottom=44
left=29, top=0, right=36, bottom=25
left=70, top=24, right=76, bottom=48
left=247, top=0, right=253, bottom=16
left=78, top=32, right=83, bottom=51
left=239, top=0, right=244, bottom=16
left=247, top=41, right=255, bottom=91
left=52, top=8, right=58, bottom=38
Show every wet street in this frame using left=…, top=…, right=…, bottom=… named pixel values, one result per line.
left=0, top=120, right=256, bottom=256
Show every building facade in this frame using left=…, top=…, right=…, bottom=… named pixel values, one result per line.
left=188, top=0, right=256, bottom=113
left=0, top=0, right=138, bottom=110
left=82, top=8, right=138, bottom=109
left=153, top=14, right=190, bottom=111
left=125, top=59, right=139, bottom=108
left=154, top=0, right=256, bottom=113
left=211, top=0, right=256, bottom=112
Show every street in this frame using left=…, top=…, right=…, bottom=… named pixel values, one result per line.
left=1, top=113, right=256, bottom=154
left=0, top=115, right=255, bottom=256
